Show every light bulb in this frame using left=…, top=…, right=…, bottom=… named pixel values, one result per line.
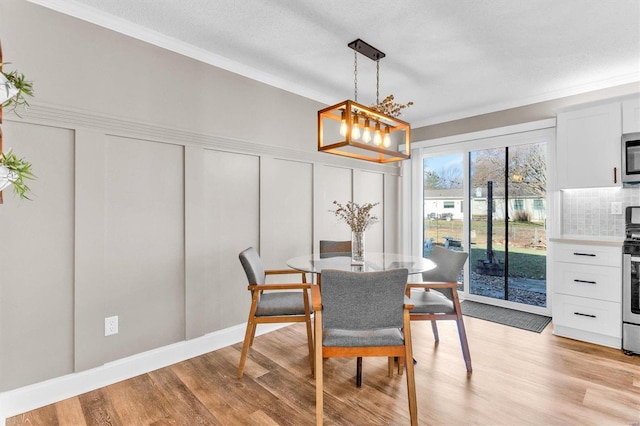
left=373, top=122, right=382, bottom=146
left=383, top=126, right=391, bottom=148
left=339, top=111, right=347, bottom=137
left=351, top=114, right=361, bottom=140
left=362, top=119, right=371, bottom=143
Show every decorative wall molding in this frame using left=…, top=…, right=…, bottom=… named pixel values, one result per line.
left=5, top=101, right=402, bottom=176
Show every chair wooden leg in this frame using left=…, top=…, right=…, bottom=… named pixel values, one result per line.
left=237, top=318, right=255, bottom=378
left=238, top=294, right=259, bottom=379
left=248, top=321, right=258, bottom=346
left=303, top=289, right=314, bottom=377
left=430, top=320, right=440, bottom=342
left=306, top=314, right=315, bottom=376
left=388, top=357, right=394, bottom=377
left=404, top=314, right=418, bottom=426
left=456, top=318, right=473, bottom=373
left=315, top=310, right=324, bottom=426
left=356, top=357, right=363, bottom=387
left=395, top=355, right=405, bottom=375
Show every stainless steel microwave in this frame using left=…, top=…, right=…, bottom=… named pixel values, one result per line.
left=623, top=132, right=640, bottom=186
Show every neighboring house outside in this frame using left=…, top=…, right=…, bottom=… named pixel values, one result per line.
left=424, top=188, right=546, bottom=223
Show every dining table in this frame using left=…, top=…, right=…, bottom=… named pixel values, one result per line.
left=286, top=251, right=436, bottom=282
left=286, top=251, right=436, bottom=387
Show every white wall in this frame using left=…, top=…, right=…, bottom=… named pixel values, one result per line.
left=0, top=0, right=401, bottom=397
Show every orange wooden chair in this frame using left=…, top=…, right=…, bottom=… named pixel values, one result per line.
left=237, top=247, right=314, bottom=378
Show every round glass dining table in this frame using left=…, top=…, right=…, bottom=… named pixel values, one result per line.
left=286, top=252, right=435, bottom=277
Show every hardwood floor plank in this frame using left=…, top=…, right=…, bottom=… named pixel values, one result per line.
left=79, top=389, right=124, bottom=426
left=7, top=316, right=640, bottom=425
left=55, top=397, right=88, bottom=426
left=147, top=367, right=220, bottom=425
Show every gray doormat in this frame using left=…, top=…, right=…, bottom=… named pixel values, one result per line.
left=461, top=300, right=551, bottom=333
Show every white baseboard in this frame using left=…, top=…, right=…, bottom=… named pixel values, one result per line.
left=0, top=322, right=288, bottom=426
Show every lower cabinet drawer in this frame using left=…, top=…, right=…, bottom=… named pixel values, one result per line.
left=554, top=262, right=621, bottom=302
left=553, top=294, right=621, bottom=338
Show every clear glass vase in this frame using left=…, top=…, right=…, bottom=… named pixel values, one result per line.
left=351, top=231, right=365, bottom=264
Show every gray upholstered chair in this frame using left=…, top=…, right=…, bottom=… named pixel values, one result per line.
left=407, top=246, right=472, bottom=373
left=319, top=240, right=351, bottom=258
left=237, top=247, right=314, bottom=378
left=313, top=269, right=417, bottom=425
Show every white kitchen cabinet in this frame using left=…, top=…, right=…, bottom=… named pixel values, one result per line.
left=552, top=241, right=622, bottom=348
left=622, top=97, right=640, bottom=134
left=556, top=102, right=622, bottom=189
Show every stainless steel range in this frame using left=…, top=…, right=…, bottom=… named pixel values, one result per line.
left=622, top=206, right=640, bottom=355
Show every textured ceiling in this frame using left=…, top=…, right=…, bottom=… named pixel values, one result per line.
left=27, top=0, right=640, bottom=127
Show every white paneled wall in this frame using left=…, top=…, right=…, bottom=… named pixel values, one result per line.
left=0, top=122, right=75, bottom=390
left=202, top=150, right=260, bottom=330
left=315, top=165, right=353, bottom=247
left=0, top=116, right=401, bottom=392
left=260, top=157, right=314, bottom=269
left=354, top=170, right=385, bottom=253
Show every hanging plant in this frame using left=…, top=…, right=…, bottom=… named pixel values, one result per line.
left=0, top=63, right=36, bottom=200
left=0, top=149, right=35, bottom=199
left=1, top=68, right=34, bottom=114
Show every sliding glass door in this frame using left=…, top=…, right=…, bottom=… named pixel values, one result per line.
left=469, top=143, right=547, bottom=307
left=421, top=137, right=548, bottom=312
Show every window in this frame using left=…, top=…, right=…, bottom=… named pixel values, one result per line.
left=534, top=199, right=543, bottom=210
left=444, top=201, right=455, bottom=209
left=514, top=199, right=524, bottom=211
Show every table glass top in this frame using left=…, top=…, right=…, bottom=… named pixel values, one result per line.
left=286, top=252, right=435, bottom=275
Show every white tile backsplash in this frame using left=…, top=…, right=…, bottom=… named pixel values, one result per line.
left=562, top=187, right=640, bottom=237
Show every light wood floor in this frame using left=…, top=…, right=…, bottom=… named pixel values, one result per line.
left=8, top=317, right=640, bottom=425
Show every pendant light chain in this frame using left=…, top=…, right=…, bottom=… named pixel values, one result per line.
left=353, top=50, right=358, bottom=102
left=376, top=60, right=380, bottom=106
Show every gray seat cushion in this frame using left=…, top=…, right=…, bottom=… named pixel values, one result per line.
left=409, top=288, right=455, bottom=314
left=323, top=328, right=404, bottom=347
left=321, top=269, right=408, bottom=331
left=255, top=291, right=312, bottom=316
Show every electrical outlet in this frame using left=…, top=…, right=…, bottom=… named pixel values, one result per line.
left=105, top=316, right=118, bottom=336
left=611, top=202, right=623, bottom=215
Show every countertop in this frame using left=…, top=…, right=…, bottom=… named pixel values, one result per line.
left=549, top=235, right=625, bottom=247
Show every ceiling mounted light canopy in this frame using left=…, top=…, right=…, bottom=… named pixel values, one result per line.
left=318, top=39, right=411, bottom=163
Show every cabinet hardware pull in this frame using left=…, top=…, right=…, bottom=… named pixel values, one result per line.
left=614, top=167, right=617, bottom=184
left=573, top=312, right=596, bottom=318
left=573, top=252, right=596, bottom=257
left=574, top=279, right=597, bottom=284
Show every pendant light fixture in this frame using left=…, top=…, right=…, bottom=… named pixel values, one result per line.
left=318, top=39, right=411, bottom=163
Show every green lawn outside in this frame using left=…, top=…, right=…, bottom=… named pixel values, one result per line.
left=425, top=218, right=547, bottom=280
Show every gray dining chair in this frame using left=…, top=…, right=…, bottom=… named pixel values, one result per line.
left=313, top=268, right=417, bottom=425
left=407, top=246, right=472, bottom=372
left=237, top=247, right=314, bottom=378
left=319, top=240, right=351, bottom=258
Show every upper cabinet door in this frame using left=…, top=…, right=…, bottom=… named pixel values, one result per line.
left=622, top=97, right=640, bottom=134
left=556, top=102, right=622, bottom=189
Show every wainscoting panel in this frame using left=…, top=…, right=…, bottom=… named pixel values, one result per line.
left=202, top=149, right=260, bottom=331
left=314, top=164, right=353, bottom=247
left=260, top=157, right=314, bottom=270
left=0, top=121, right=75, bottom=391
left=354, top=170, right=385, bottom=253
left=75, top=134, right=186, bottom=371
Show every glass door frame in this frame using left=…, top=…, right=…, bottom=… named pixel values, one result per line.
left=407, top=126, right=556, bottom=316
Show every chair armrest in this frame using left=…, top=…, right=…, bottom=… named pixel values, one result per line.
left=265, top=269, right=304, bottom=275
left=247, top=283, right=311, bottom=291
left=311, top=284, right=322, bottom=311
left=265, top=268, right=307, bottom=283
left=403, top=295, right=415, bottom=310
left=407, top=281, right=458, bottom=290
